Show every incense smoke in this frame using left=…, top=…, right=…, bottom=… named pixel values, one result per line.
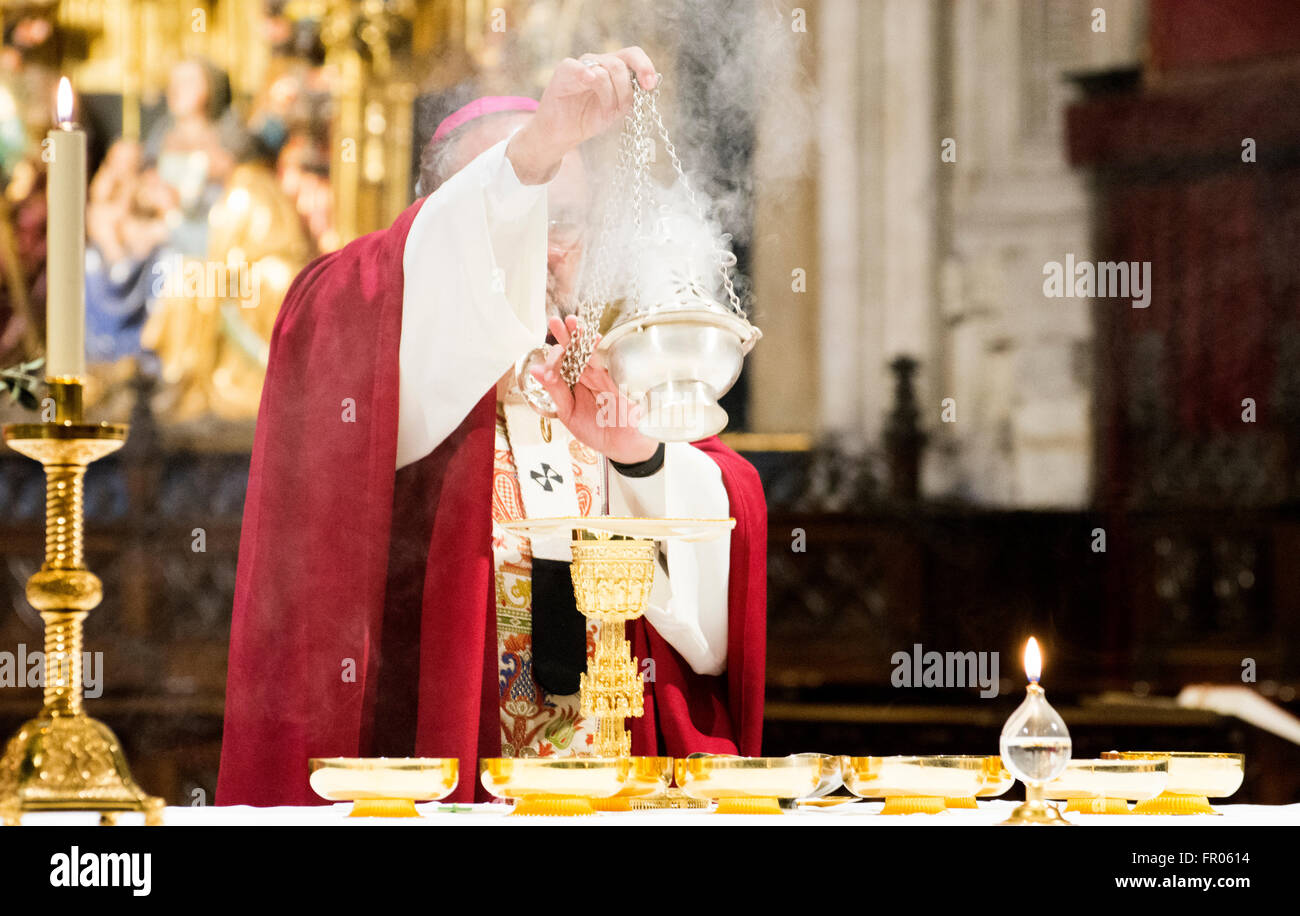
left=551, top=0, right=816, bottom=320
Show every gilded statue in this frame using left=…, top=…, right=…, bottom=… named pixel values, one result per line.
left=142, top=162, right=310, bottom=422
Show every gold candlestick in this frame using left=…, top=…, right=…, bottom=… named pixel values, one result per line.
left=0, top=379, right=162, bottom=826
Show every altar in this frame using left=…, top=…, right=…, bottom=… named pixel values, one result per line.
left=15, top=800, right=1300, bottom=827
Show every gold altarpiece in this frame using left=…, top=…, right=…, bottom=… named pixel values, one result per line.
left=51, top=0, right=269, bottom=141
left=320, top=0, right=417, bottom=243
left=19, top=0, right=668, bottom=247
left=29, top=0, right=512, bottom=242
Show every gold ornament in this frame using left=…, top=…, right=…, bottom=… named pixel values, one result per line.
left=0, top=379, right=163, bottom=826
left=570, top=531, right=656, bottom=757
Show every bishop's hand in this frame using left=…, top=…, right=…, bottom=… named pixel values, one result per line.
left=506, top=47, right=658, bottom=185
left=530, top=315, right=660, bottom=466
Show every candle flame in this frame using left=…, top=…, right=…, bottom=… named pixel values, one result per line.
left=56, top=77, right=73, bottom=126
left=1024, top=637, right=1042, bottom=683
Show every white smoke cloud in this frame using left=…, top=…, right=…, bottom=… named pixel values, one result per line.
left=568, top=1, right=814, bottom=318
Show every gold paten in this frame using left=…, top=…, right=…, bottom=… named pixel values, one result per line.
left=496, top=516, right=734, bottom=542
left=0, top=379, right=163, bottom=826
left=308, top=757, right=458, bottom=818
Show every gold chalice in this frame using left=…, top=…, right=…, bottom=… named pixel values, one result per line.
left=308, top=757, right=459, bottom=817
left=490, top=518, right=732, bottom=813
left=569, top=529, right=656, bottom=758
left=499, top=516, right=733, bottom=759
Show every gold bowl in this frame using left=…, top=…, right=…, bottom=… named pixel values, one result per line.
left=308, top=757, right=459, bottom=817
left=676, top=754, right=828, bottom=814
left=1043, top=757, right=1169, bottom=814
left=480, top=756, right=670, bottom=816
left=1117, top=752, right=1245, bottom=814
left=569, top=534, right=656, bottom=621
left=844, top=756, right=1009, bottom=815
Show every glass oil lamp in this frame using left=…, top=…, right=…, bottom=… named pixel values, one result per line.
left=999, top=637, right=1072, bottom=825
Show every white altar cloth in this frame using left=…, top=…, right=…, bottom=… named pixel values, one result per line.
left=16, top=799, right=1300, bottom=826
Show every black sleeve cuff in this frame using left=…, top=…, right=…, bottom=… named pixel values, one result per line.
left=610, top=442, right=665, bottom=478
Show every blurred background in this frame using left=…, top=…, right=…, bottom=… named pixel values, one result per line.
left=1, top=0, right=1298, bottom=805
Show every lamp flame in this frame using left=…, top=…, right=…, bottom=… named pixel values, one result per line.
left=56, top=77, right=73, bottom=126
left=1024, top=636, right=1042, bottom=683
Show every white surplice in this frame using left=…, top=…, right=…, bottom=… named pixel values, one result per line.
left=395, top=138, right=730, bottom=677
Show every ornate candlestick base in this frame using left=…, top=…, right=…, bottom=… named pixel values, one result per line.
left=0, top=379, right=162, bottom=826
left=0, top=716, right=163, bottom=825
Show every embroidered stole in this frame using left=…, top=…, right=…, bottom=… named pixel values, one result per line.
left=491, top=393, right=604, bottom=757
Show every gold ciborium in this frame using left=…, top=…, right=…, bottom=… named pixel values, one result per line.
left=0, top=379, right=163, bottom=826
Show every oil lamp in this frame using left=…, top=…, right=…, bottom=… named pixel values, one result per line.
left=999, top=637, right=1072, bottom=825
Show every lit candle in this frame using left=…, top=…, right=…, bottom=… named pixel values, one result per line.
left=1024, top=635, right=1042, bottom=684
left=45, top=77, right=86, bottom=381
